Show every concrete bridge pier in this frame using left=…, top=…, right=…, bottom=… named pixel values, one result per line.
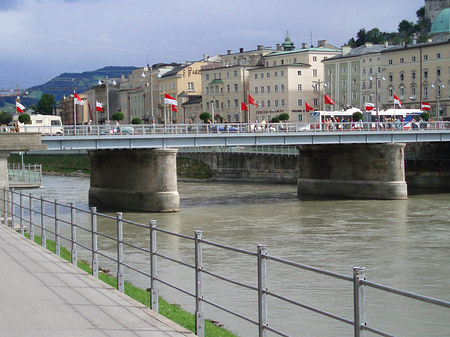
left=89, top=148, right=179, bottom=212
left=297, top=143, right=407, bottom=200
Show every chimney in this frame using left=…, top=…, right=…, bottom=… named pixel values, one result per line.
left=317, top=40, right=326, bottom=47
left=227, top=49, right=231, bottom=55
left=203, top=54, right=209, bottom=61
left=239, top=47, right=244, bottom=53
left=341, top=45, right=352, bottom=55
left=385, top=41, right=389, bottom=48
left=257, top=45, right=264, bottom=50
left=302, top=42, right=308, bottom=49
left=365, top=42, right=373, bottom=48
left=276, top=43, right=282, bottom=51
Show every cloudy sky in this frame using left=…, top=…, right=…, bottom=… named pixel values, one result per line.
left=0, top=0, right=425, bottom=90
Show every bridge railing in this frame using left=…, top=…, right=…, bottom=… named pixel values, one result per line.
left=1, top=188, right=449, bottom=337
left=37, top=120, right=450, bottom=137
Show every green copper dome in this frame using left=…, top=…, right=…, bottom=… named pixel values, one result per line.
left=282, top=36, right=295, bottom=51
left=431, top=8, right=450, bottom=35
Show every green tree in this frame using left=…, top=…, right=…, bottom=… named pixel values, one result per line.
left=366, top=28, right=384, bottom=44
left=271, top=116, right=280, bottom=123
left=18, top=113, right=31, bottom=124
left=112, top=111, right=124, bottom=121
left=131, top=117, right=142, bottom=124
left=36, top=94, right=56, bottom=115
left=352, top=111, right=363, bottom=121
left=398, top=19, right=414, bottom=38
left=0, top=111, right=12, bottom=125
left=420, top=111, right=430, bottom=121
left=279, top=113, right=289, bottom=121
left=199, top=112, right=212, bottom=123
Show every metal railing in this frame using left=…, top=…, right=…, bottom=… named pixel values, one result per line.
left=30, top=120, right=450, bottom=137
left=7, top=163, right=42, bottom=184
left=1, top=187, right=449, bottom=337
left=178, top=146, right=299, bottom=156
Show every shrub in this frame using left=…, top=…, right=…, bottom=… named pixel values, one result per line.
left=420, top=112, right=430, bottom=121
left=199, top=112, right=212, bottom=123
left=112, top=111, right=124, bottom=121
left=18, top=113, right=31, bottom=124
left=131, top=118, right=142, bottom=124
left=271, top=116, right=280, bottom=123
left=279, top=113, right=289, bottom=121
left=352, top=111, right=363, bottom=121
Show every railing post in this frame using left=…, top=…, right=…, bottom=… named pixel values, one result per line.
left=40, top=196, right=46, bottom=248
left=70, top=202, right=77, bottom=265
left=2, top=188, right=7, bottom=226
left=29, top=193, right=34, bottom=241
left=353, top=267, right=366, bottom=337
left=116, top=212, right=124, bottom=293
left=91, top=207, right=98, bottom=278
left=195, top=230, right=204, bottom=337
left=149, top=220, right=159, bottom=312
left=54, top=199, right=60, bottom=256
left=19, top=191, right=24, bottom=235
left=10, top=188, right=15, bottom=230
left=257, top=244, right=268, bottom=337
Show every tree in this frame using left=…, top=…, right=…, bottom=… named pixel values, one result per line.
left=112, top=111, right=124, bottom=121
left=0, top=111, right=12, bottom=125
left=199, top=112, right=212, bottom=123
left=271, top=116, right=280, bottom=123
left=279, top=113, right=289, bottom=121
left=366, top=28, right=384, bottom=44
left=398, top=20, right=414, bottom=38
left=420, top=111, right=430, bottom=121
left=131, top=117, right=142, bottom=124
left=36, top=94, right=56, bottom=115
left=352, top=111, right=363, bottom=121
left=18, top=113, right=31, bottom=124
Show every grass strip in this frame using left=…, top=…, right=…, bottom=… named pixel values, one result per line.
left=24, top=233, right=236, bottom=337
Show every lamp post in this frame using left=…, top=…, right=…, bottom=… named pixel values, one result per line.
left=312, top=80, right=327, bottom=111
left=431, top=80, right=445, bottom=123
left=369, top=73, right=385, bottom=123
left=98, top=76, right=117, bottom=122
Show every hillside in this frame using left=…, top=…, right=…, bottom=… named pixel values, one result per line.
left=0, top=66, right=137, bottom=111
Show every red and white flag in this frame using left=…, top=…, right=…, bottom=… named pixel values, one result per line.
left=241, top=102, right=248, bottom=111
left=96, top=101, right=103, bottom=112
left=248, top=93, right=258, bottom=107
left=171, top=104, right=177, bottom=112
left=164, top=93, right=177, bottom=106
left=305, top=102, right=314, bottom=111
left=74, top=91, right=84, bottom=105
left=421, top=102, right=431, bottom=111
left=393, top=94, right=402, bottom=107
left=16, top=102, right=25, bottom=113
left=324, top=94, right=335, bottom=105
left=365, top=102, right=374, bottom=111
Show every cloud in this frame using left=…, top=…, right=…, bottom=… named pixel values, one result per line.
left=0, top=0, right=23, bottom=10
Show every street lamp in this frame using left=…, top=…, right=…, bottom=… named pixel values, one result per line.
left=98, top=76, right=117, bottom=122
left=431, top=80, right=445, bottom=122
left=369, top=73, right=385, bottom=123
left=312, top=80, right=327, bottom=111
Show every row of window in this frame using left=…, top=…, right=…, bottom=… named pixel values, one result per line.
left=388, top=52, right=443, bottom=64
left=263, top=56, right=324, bottom=68
left=158, top=82, right=195, bottom=91
left=254, top=70, right=285, bottom=79
left=205, top=70, right=239, bottom=81
left=254, top=84, right=286, bottom=93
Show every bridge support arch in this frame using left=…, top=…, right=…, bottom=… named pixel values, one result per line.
left=89, top=148, right=179, bottom=212
left=297, top=143, right=407, bottom=200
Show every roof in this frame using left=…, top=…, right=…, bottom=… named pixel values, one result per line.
left=182, top=95, right=202, bottom=106
left=325, top=44, right=391, bottom=61
left=264, top=46, right=340, bottom=58
left=160, top=64, right=190, bottom=78
left=431, top=8, right=450, bottom=34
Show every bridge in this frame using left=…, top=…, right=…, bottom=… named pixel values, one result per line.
left=3, top=122, right=450, bottom=212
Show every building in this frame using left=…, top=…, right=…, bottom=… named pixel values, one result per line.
left=323, top=43, right=393, bottom=112
left=57, top=93, right=89, bottom=125
left=84, top=78, right=121, bottom=124
left=201, top=45, right=274, bottom=123
left=250, top=39, right=340, bottom=122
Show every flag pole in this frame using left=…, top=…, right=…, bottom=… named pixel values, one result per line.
left=73, top=91, right=76, bottom=127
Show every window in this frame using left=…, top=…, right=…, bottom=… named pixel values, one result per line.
left=280, top=84, right=285, bottom=91
left=369, top=67, right=373, bottom=74
left=400, top=57, right=404, bottom=63
left=187, top=82, right=194, bottom=91
left=267, top=86, right=271, bottom=93
left=261, top=73, right=264, bottom=79
left=389, top=88, right=393, bottom=97
left=298, top=114, right=303, bottom=122
left=342, top=67, right=347, bottom=74
left=368, top=57, right=372, bottom=62
left=234, top=84, right=238, bottom=92
left=254, top=74, right=258, bottom=79
left=297, top=84, right=302, bottom=91
left=389, top=74, right=393, bottom=82
left=281, top=99, right=285, bottom=106
left=260, top=86, right=265, bottom=93
left=215, top=86, right=219, bottom=94
left=293, top=58, right=297, bottom=63
left=313, top=56, right=317, bottom=62
left=206, top=87, right=209, bottom=95
left=437, top=69, right=441, bottom=77
left=234, top=99, right=239, bottom=108
left=313, top=98, right=318, bottom=106
left=437, top=53, right=441, bottom=59
left=313, top=69, right=318, bottom=77
left=389, top=59, right=393, bottom=64
left=362, top=81, right=366, bottom=89
left=412, top=56, right=416, bottom=62
left=363, top=68, right=366, bottom=74
left=274, top=85, right=278, bottom=92
left=352, top=92, right=357, bottom=99
left=261, top=101, right=265, bottom=107
left=274, top=71, right=278, bottom=77
left=424, top=70, right=428, bottom=79
left=298, top=70, right=302, bottom=76
left=400, top=74, right=404, bottom=81
left=227, top=84, right=230, bottom=93
left=400, top=87, right=405, bottom=96
left=280, top=71, right=285, bottom=76
left=274, top=100, right=279, bottom=107
left=297, top=98, right=303, bottom=106
left=254, top=87, right=258, bottom=94
left=266, top=72, right=270, bottom=78
left=412, top=87, right=416, bottom=97
left=267, top=100, right=271, bottom=107
left=424, top=85, right=428, bottom=99
left=342, top=80, right=346, bottom=87
left=424, top=54, right=428, bottom=60
left=205, top=74, right=210, bottom=80
left=412, top=72, right=416, bottom=80
left=227, top=100, right=231, bottom=108
left=273, top=61, right=277, bottom=66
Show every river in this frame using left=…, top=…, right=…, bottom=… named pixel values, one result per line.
left=21, top=175, right=450, bottom=337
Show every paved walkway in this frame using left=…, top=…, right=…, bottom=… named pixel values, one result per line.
left=0, top=224, right=197, bottom=337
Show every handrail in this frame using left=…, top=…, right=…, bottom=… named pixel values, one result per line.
left=1, top=187, right=449, bottom=337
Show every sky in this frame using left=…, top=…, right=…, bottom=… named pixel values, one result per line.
left=0, top=0, right=425, bottom=91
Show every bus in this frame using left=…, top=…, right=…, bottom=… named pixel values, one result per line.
left=13, top=114, right=63, bottom=135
